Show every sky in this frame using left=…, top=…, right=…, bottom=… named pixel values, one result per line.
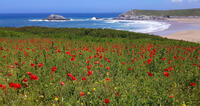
left=0, top=0, right=200, bottom=13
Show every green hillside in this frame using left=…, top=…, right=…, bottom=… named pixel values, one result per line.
left=123, top=8, right=200, bottom=16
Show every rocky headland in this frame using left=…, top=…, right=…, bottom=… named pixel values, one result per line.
left=116, top=9, right=200, bottom=20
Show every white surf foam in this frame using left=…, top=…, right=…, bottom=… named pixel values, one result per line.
left=104, top=20, right=171, bottom=33
left=29, top=19, right=70, bottom=22
left=91, top=17, right=97, bottom=20
left=28, top=18, right=170, bottom=33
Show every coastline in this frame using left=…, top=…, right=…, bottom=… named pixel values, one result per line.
left=152, top=18, right=200, bottom=43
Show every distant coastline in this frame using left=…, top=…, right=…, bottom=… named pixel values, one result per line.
left=116, top=8, right=200, bottom=20
left=115, top=8, right=200, bottom=43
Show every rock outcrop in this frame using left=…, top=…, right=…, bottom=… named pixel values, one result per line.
left=117, top=14, right=166, bottom=20
left=44, top=14, right=70, bottom=20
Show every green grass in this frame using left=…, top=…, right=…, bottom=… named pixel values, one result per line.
left=0, top=27, right=200, bottom=105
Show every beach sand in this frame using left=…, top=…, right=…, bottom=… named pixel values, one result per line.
left=158, top=18, right=200, bottom=43
left=165, top=30, right=200, bottom=43
left=168, top=18, right=200, bottom=26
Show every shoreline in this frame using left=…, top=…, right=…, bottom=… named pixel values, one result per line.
left=152, top=18, right=200, bottom=43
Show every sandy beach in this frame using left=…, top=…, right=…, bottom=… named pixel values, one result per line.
left=158, top=18, right=200, bottom=43
left=168, top=18, right=200, bottom=26
left=165, top=30, right=200, bottom=43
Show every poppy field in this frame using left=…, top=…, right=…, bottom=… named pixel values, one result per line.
left=0, top=27, right=200, bottom=105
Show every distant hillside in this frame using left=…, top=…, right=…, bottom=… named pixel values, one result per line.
left=122, top=8, right=200, bottom=16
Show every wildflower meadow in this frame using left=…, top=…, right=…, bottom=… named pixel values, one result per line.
left=0, top=27, right=200, bottom=105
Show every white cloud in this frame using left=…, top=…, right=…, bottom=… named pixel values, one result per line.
left=172, top=0, right=183, bottom=2
left=171, top=0, right=199, bottom=3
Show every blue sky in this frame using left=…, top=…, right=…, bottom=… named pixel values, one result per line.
left=0, top=0, right=200, bottom=13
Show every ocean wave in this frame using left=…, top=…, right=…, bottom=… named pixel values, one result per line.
left=133, top=22, right=171, bottom=33
left=28, top=19, right=69, bottom=22
left=28, top=18, right=170, bottom=33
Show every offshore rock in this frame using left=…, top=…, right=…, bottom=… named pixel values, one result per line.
left=45, top=14, right=70, bottom=20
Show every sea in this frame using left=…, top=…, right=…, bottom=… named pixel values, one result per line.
left=0, top=13, right=171, bottom=33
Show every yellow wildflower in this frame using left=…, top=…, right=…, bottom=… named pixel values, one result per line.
left=106, top=72, right=110, bottom=76
left=55, top=97, right=58, bottom=101
left=52, top=104, right=56, bottom=106
left=182, top=104, right=186, bottom=106
left=39, top=95, right=44, bottom=98
left=87, top=92, right=91, bottom=95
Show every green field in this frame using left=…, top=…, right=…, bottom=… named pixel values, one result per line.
left=0, top=27, right=200, bottom=105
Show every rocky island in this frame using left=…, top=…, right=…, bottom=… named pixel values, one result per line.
left=116, top=8, right=200, bottom=20
left=44, top=14, right=70, bottom=20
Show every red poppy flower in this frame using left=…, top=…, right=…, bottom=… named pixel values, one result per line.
left=31, top=63, right=35, bottom=67
left=27, top=72, right=32, bottom=75
left=66, top=51, right=70, bottom=55
left=22, top=78, right=28, bottom=82
left=147, top=72, right=152, bottom=76
left=14, top=84, right=21, bottom=89
left=82, top=77, right=86, bottom=81
left=30, top=74, right=39, bottom=80
left=193, top=64, right=197, bottom=66
left=60, top=81, right=64, bottom=86
left=51, top=67, right=57, bottom=71
left=88, top=71, right=93, bottom=76
left=169, top=95, right=174, bottom=98
left=15, top=62, right=19, bottom=66
left=147, top=58, right=152, bottom=64
left=87, top=66, right=91, bottom=70
left=71, top=76, right=76, bottom=81
left=80, top=92, right=85, bottom=96
left=105, top=98, right=110, bottom=104
left=164, top=68, right=168, bottom=71
left=38, top=63, right=43, bottom=68
left=9, top=82, right=21, bottom=90
left=162, top=58, right=166, bottom=61
left=10, top=65, right=15, bottom=68
left=106, top=78, right=110, bottom=82
left=0, top=84, right=6, bottom=91
left=67, top=73, right=73, bottom=77
left=106, top=66, right=110, bottom=70
left=71, top=57, right=75, bottom=61
left=190, top=82, right=196, bottom=86
left=164, top=72, right=170, bottom=77
left=169, top=67, right=173, bottom=71
left=94, top=61, right=99, bottom=64
left=8, top=73, right=12, bottom=76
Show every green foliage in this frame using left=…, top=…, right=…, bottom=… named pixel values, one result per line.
left=125, top=8, right=200, bottom=16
